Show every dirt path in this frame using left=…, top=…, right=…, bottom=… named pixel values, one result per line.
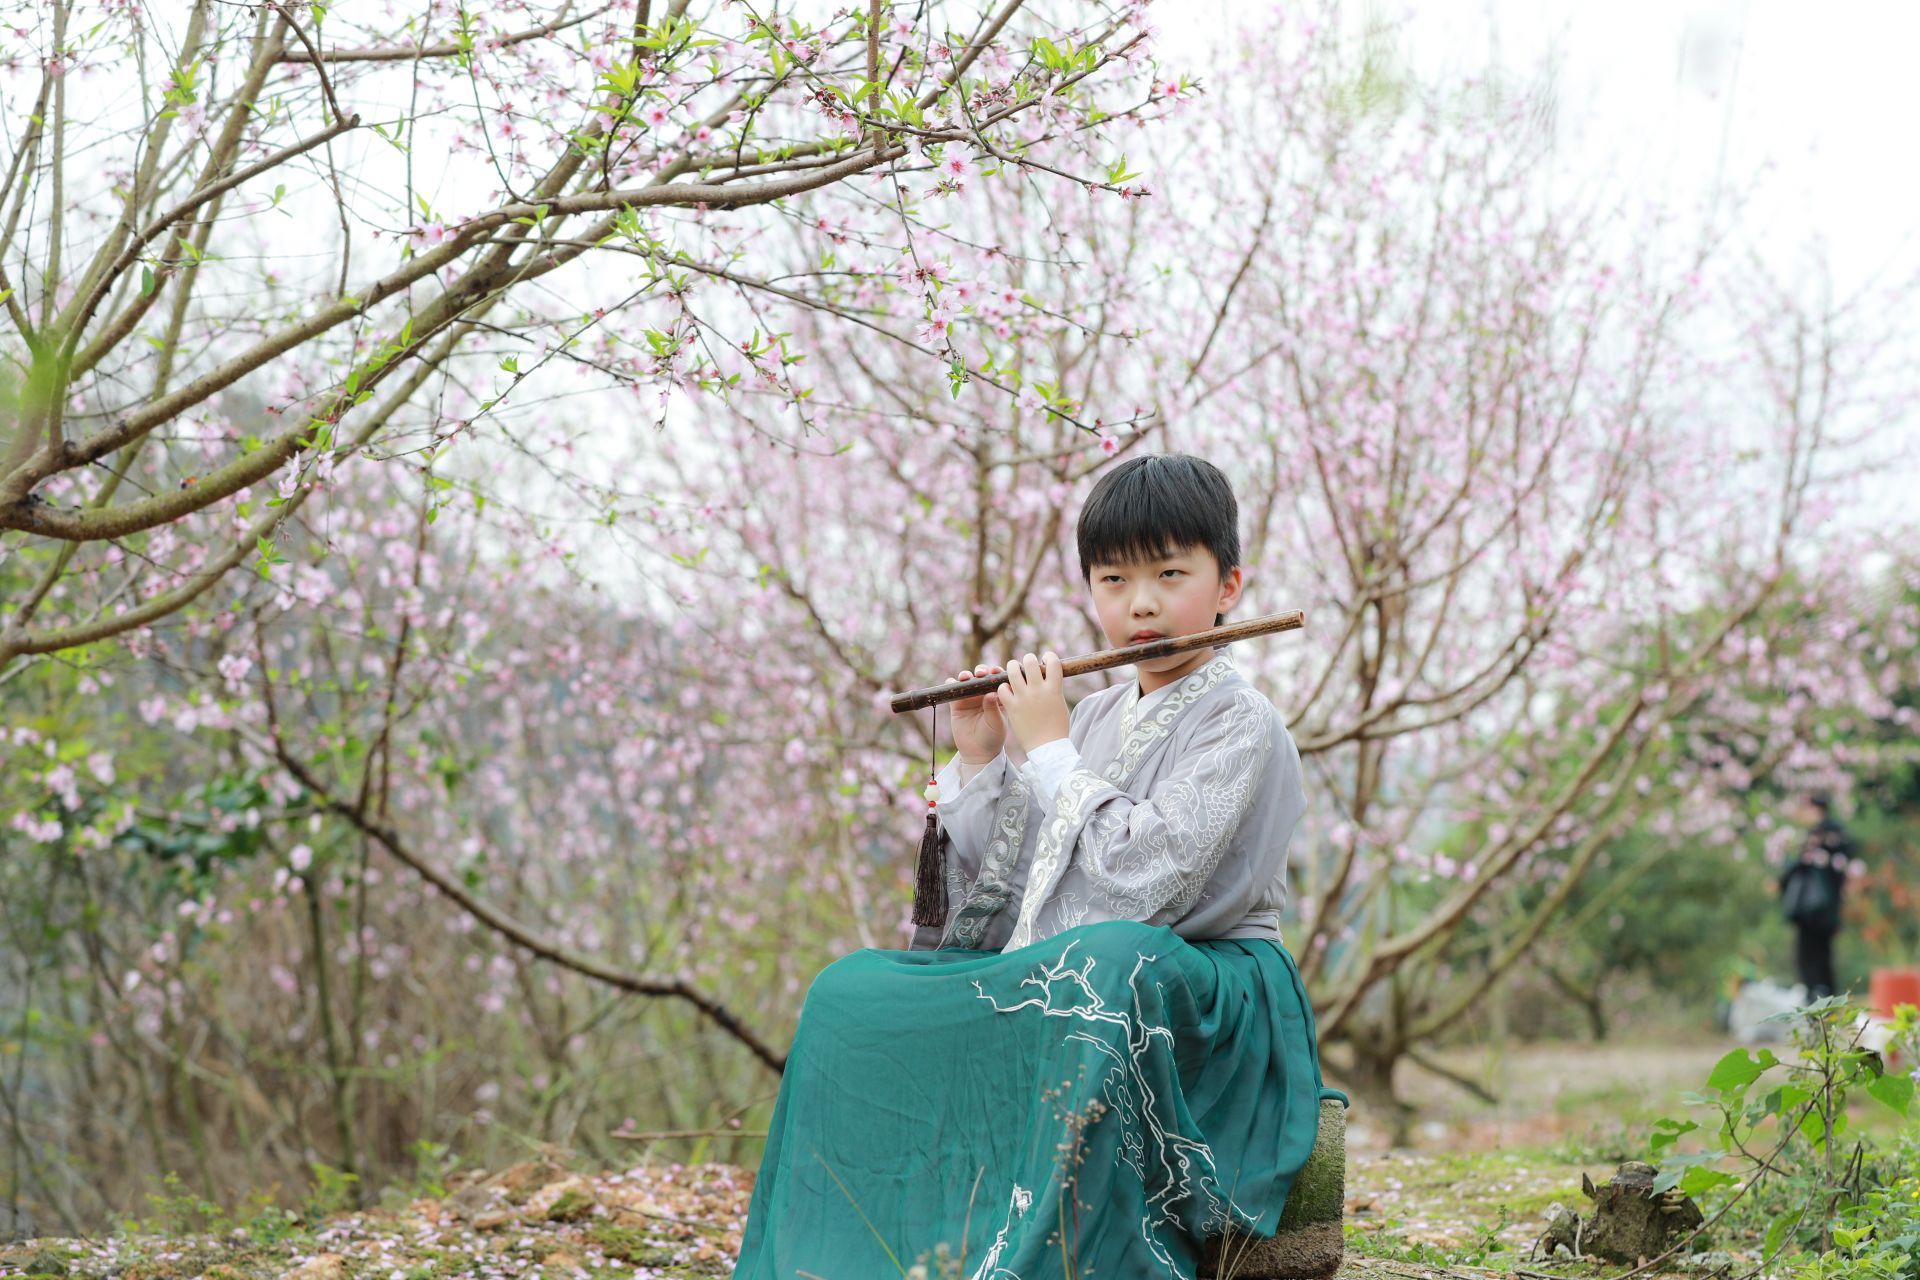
left=1334, top=1038, right=1740, bottom=1153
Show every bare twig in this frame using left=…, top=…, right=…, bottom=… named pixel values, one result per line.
left=275, top=4, right=603, bottom=63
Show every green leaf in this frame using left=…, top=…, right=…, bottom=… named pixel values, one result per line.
left=1648, top=1118, right=1698, bottom=1153
left=1677, top=1167, right=1739, bottom=1196
left=1763, top=1210, right=1797, bottom=1259
left=1867, top=1071, right=1913, bottom=1116
left=254, top=535, right=286, bottom=580
left=1707, top=1048, right=1775, bottom=1094
left=140, top=265, right=155, bottom=297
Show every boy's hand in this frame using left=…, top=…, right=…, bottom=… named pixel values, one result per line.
left=1000, top=651, right=1070, bottom=753
left=946, top=663, right=1007, bottom=764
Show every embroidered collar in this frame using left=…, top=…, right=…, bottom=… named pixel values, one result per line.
left=1106, top=652, right=1237, bottom=786
left=1118, top=678, right=1176, bottom=739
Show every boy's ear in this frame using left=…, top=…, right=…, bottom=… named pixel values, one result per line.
left=1217, top=565, right=1245, bottom=615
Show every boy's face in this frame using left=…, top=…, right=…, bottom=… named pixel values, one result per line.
left=1088, top=544, right=1244, bottom=688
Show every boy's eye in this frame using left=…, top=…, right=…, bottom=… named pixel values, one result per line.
left=1161, top=569, right=1183, bottom=578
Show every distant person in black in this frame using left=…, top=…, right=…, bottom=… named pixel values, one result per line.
left=1777, top=791, right=1862, bottom=1001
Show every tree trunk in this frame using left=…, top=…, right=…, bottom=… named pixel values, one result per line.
left=1544, top=962, right=1609, bottom=1042
left=1340, top=1033, right=1412, bottom=1146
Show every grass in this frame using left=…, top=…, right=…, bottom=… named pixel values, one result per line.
left=5, top=1036, right=1907, bottom=1280
left=2, top=1135, right=1887, bottom=1280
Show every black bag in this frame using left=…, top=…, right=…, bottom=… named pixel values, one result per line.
left=1781, top=864, right=1840, bottom=932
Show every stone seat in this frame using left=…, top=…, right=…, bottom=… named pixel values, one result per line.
left=1199, top=1095, right=1348, bottom=1279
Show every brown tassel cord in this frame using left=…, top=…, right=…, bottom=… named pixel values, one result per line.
left=911, top=705, right=950, bottom=928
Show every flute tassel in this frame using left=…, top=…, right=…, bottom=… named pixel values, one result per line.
left=912, top=781, right=948, bottom=929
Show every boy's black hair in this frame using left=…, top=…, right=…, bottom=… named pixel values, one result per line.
left=1805, top=789, right=1833, bottom=815
left=1077, top=456, right=1241, bottom=622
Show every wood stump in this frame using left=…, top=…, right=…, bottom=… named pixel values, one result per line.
left=1539, top=1161, right=1706, bottom=1263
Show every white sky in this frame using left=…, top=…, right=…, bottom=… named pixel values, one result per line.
left=1164, top=0, right=1920, bottom=520
left=1163, top=0, right=1920, bottom=295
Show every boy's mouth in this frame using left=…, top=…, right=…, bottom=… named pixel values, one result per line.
left=1128, top=630, right=1166, bottom=644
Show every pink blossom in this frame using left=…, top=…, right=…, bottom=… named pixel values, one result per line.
left=217, top=651, right=252, bottom=690
left=45, top=764, right=79, bottom=809
left=9, top=811, right=60, bottom=843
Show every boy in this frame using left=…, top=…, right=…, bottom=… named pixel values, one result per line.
left=733, top=455, right=1330, bottom=1280
left=919, top=453, right=1304, bottom=953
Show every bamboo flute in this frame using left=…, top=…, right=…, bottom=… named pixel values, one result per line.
left=888, top=610, right=1305, bottom=715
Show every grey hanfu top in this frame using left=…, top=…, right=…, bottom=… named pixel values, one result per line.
left=909, top=652, right=1305, bottom=953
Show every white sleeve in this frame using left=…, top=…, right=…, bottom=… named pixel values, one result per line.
left=1020, top=738, right=1085, bottom=810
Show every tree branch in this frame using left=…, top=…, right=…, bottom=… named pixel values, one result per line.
left=0, top=326, right=463, bottom=664
left=261, top=738, right=787, bottom=1075
left=274, top=4, right=605, bottom=64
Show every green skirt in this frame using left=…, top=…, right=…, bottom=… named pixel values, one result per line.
left=733, top=920, right=1335, bottom=1279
